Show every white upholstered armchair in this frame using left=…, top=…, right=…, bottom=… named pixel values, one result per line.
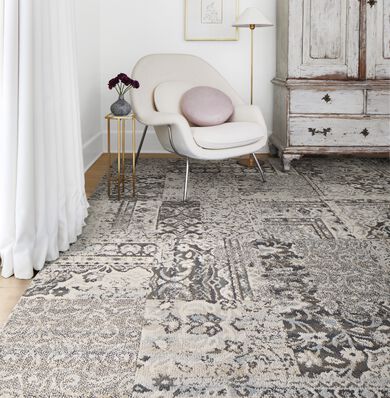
left=130, top=54, right=268, bottom=200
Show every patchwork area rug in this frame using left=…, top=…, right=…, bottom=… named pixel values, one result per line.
left=1, top=157, right=389, bottom=397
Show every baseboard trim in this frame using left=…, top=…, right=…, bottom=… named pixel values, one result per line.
left=84, top=150, right=104, bottom=172
left=83, top=132, right=104, bottom=172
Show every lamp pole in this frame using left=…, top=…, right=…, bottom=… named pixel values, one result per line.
left=240, top=24, right=256, bottom=168
left=250, top=24, right=255, bottom=105
left=232, top=7, right=273, bottom=168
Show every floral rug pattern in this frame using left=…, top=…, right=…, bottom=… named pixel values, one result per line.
left=0, top=157, right=389, bottom=397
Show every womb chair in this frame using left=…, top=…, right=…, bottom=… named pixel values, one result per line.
left=130, top=54, right=268, bottom=201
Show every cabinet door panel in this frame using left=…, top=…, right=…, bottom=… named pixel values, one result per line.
left=309, top=0, right=343, bottom=60
left=289, top=0, right=360, bottom=79
left=367, top=0, right=390, bottom=79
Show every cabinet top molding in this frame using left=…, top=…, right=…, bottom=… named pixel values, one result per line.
left=272, top=78, right=390, bottom=89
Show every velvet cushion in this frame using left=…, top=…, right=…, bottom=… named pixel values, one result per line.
left=180, top=86, right=234, bottom=127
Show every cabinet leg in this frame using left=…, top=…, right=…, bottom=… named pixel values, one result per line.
left=282, top=154, right=302, bottom=172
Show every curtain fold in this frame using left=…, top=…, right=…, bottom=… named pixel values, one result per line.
left=0, top=0, right=89, bottom=279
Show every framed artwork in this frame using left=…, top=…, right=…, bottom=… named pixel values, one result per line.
left=185, top=0, right=239, bottom=41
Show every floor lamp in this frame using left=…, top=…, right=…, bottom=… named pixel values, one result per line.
left=233, top=7, right=273, bottom=167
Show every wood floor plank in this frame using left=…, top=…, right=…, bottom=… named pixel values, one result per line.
left=0, top=288, right=27, bottom=326
left=0, top=277, right=31, bottom=289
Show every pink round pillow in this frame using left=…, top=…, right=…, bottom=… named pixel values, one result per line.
left=180, top=86, right=234, bottom=127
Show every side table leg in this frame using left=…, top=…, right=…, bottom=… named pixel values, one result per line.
left=107, top=119, right=111, bottom=197
left=117, top=119, right=121, bottom=200
left=132, top=115, right=136, bottom=197
left=122, top=119, right=126, bottom=193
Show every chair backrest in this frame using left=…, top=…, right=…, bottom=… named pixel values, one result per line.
left=130, top=54, right=244, bottom=123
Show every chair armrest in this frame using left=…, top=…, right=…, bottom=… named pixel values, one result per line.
left=137, top=111, right=196, bottom=156
left=138, top=111, right=188, bottom=128
left=231, top=104, right=267, bottom=128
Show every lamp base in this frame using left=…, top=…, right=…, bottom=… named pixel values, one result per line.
left=237, top=155, right=255, bottom=168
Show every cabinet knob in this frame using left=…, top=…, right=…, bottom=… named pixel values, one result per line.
left=367, top=0, right=377, bottom=7
left=360, top=128, right=370, bottom=137
left=322, top=94, right=332, bottom=103
left=309, top=128, right=331, bottom=137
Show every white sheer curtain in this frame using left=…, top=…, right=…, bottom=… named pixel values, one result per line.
left=0, top=0, right=88, bottom=279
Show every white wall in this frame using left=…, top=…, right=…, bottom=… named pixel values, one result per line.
left=99, top=0, right=276, bottom=153
left=75, top=0, right=102, bottom=170
left=76, top=0, right=276, bottom=164
left=0, top=0, right=4, bottom=98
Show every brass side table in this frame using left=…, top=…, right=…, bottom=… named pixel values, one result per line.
left=105, top=113, right=137, bottom=200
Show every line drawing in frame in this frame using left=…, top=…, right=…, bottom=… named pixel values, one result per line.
left=201, top=0, right=223, bottom=24
left=185, top=0, right=239, bottom=41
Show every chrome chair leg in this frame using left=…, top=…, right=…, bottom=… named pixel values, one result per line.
left=135, top=125, right=148, bottom=165
left=252, top=153, right=266, bottom=182
left=183, top=158, right=190, bottom=202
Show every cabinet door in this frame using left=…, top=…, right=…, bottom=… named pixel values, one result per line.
left=288, top=0, right=360, bottom=79
left=366, top=0, right=390, bottom=79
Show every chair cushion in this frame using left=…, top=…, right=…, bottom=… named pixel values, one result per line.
left=192, top=122, right=262, bottom=150
left=154, top=81, right=195, bottom=114
left=181, top=86, right=234, bottom=127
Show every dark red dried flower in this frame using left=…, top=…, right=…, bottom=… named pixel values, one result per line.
left=108, top=73, right=140, bottom=94
left=122, top=76, right=133, bottom=86
left=108, top=77, right=119, bottom=90
left=117, top=73, right=128, bottom=81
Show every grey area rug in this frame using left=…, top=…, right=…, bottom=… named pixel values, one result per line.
left=1, top=157, right=389, bottom=397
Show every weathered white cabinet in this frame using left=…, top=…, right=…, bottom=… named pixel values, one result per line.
left=272, top=0, right=390, bottom=170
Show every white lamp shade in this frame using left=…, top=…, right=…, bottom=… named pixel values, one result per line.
left=232, top=7, right=273, bottom=28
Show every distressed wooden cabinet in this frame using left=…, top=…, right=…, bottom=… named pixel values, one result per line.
left=271, top=0, right=390, bottom=171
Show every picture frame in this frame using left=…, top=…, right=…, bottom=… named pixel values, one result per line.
left=185, top=0, right=239, bottom=41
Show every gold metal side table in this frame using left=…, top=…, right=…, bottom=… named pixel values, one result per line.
left=105, top=113, right=137, bottom=200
